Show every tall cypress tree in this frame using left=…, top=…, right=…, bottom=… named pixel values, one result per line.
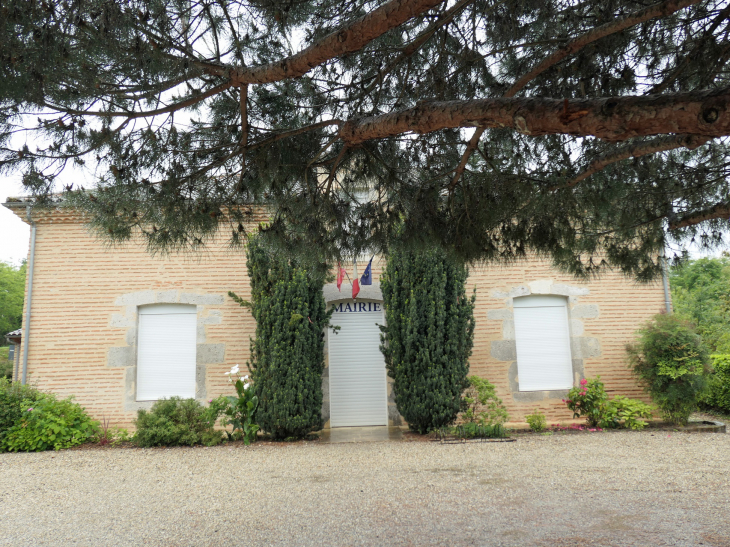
left=380, top=248, right=475, bottom=433
left=244, top=237, right=332, bottom=439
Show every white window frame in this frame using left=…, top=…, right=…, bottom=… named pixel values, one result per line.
left=513, top=295, right=574, bottom=391
left=136, top=304, right=197, bottom=401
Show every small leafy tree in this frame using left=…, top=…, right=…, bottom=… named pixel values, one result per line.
left=380, top=247, right=475, bottom=434
left=460, top=376, right=509, bottom=426
left=239, top=237, right=332, bottom=439
left=627, top=314, right=711, bottom=426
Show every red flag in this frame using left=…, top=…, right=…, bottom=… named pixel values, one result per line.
left=336, top=263, right=345, bottom=291
left=352, top=278, right=360, bottom=299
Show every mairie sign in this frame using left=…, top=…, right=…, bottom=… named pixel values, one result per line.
left=332, top=302, right=383, bottom=313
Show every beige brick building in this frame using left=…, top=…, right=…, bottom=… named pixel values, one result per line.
left=5, top=199, right=665, bottom=429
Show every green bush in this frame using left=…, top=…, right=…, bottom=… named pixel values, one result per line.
left=461, top=376, right=509, bottom=426
left=380, top=247, right=475, bottom=434
left=3, top=394, right=99, bottom=452
left=564, top=376, right=654, bottom=430
left=627, top=313, right=711, bottom=425
left=0, top=347, right=12, bottom=380
left=241, top=237, right=331, bottom=440
left=0, top=378, right=44, bottom=450
left=525, top=409, right=547, bottom=432
left=609, top=396, right=654, bottom=430
left=701, top=354, right=730, bottom=414
left=133, top=397, right=223, bottom=448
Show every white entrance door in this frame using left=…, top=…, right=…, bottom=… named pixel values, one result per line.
left=328, top=301, right=388, bottom=427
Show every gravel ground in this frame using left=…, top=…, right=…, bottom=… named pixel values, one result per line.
left=1, top=431, right=729, bottom=547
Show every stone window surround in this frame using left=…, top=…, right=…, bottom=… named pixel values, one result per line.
left=321, top=282, right=403, bottom=427
left=488, top=279, right=601, bottom=403
left=106, top=290, right=226, bottom=411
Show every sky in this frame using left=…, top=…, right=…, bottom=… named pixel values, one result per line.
left=0, top=175, right=31, bottom=266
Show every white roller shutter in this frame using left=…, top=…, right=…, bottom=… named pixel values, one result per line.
left=513, top=295, right=573, bottom=391
left=328, top=302, right=388, bottom=427
left=137, top=304, right=197, bottom=401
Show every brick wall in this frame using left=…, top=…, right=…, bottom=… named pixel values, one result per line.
left=10, top=206, right=665, bottom=428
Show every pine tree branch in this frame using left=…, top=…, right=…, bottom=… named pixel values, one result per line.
left=42, top=81, right=233, bottom=119
left=206, top=0, right=448, bottom=85
left=358, top=0, right=479, bottom=97
left=648, top=3, right=730, bottom=95
left=340, top=88, right=730, bottom=143
left=238, top=84, right=249, bottom=186
left=504, top=0, right=702, bottom=98
left=555, top=134, right=711, bottom=190
left=449, top=127, right=485, bottom=191
left=240, top=84, right=248, bottom=160
left=249, top=120, right=343, bottom=150
left=669, top=202, right=730, bottom=229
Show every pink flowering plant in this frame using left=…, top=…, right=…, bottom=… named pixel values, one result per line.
left=563, top=377, right=611, bottom=428
left=213, top=364, right=259, bottom=445
left=564, top=376, right=654, bottom=430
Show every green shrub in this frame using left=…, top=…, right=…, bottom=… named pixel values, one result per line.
left=525, top=409, right=547, bottom=432
left=461, top=376, right=509, bottom=426
left=0, top=347, right=12, bottom=380
left=3, top=394, right=99, bottom=452
left=133, top=397, right=223, bottom=448
left=564, top=376, right=654, bottom=430
left=0, top=378, right=44, bottom=450
left=609, top=396, right=654, bottom=430
left=380, top=247, right=475, bottom=434
left=701, top=354, right=730, bottom=413
left=627, top=313, right=710, bottom=425
left=241, top=237, right=331, bottom=440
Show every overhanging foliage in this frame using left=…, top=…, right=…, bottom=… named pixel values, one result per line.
left=3, top=0, right=730, bottom=277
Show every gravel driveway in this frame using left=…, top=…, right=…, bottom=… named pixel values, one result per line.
left=1, top=431, right=729, bottom=546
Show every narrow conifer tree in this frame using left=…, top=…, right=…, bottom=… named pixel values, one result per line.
left=243, top=237, right=332, bottom=439
left=380, top=248, right=475, bottom=433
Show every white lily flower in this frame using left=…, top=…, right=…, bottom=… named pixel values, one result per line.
left=241, top=375, right=249, bottom=380
left=243, top=383, right=250, bottom=390
left=230, top=364, right=240, bottom=375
